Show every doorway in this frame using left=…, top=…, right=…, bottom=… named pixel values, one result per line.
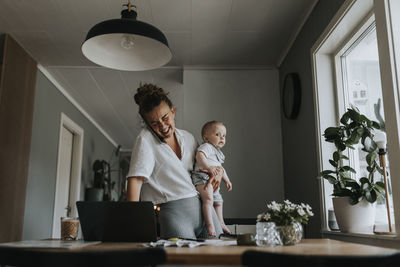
left=52, top=113, right=84, bottom=238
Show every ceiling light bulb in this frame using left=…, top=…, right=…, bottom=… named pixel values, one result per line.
left=121, top=35, right=135, bottom=50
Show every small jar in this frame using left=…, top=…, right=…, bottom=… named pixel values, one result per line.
left=60, top=217, right=79, bottom=240
left=255, top=221, right=279, bottom=246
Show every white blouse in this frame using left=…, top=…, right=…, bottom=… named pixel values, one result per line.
left=127, top=127, right=198, bottom=204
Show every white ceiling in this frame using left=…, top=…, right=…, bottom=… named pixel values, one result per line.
left=0, top=0, right=318, bottom=149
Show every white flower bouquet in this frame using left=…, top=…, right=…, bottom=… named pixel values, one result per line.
left=257, top=200, right=314, bottom=226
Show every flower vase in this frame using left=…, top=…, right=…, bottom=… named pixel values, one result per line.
left=276, top=222, right=303, bottom=245
left=255, top=222, right=279, bottom=246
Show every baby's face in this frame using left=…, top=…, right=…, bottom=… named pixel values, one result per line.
left=204, top=124, right=226, bottom=148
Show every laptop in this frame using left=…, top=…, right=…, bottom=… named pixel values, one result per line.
left=76, top=201, right=157, bottom=242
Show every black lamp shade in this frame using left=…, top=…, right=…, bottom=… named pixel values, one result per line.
left=82, top=18, right=172, bottom=71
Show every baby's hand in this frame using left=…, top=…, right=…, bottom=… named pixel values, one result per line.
left=225, top=180, right=232, bottom=191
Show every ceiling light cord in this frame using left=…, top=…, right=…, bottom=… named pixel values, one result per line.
left=122, top=1, right=137, bottom=20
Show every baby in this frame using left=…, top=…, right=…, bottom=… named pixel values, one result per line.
left=191, top=121, right=232, bottom=236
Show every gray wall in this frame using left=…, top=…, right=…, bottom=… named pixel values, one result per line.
left=279, top=0, right=345, bottom=237
left=183, top=69, right=284, bottom=218
left=23, top=70, right=116, bottom=240
left=23, top=67, right=283, bottom=237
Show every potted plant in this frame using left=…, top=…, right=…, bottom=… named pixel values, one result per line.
left=85, top=160, right=109, bottom=201
left=256, top=200, right=313, bottom=246
left=319, top=107, right=386, bottom=233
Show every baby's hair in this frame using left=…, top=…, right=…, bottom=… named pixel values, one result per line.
left=201, top=121, right=224, bottom=139
left=134, top=83, right=173, bottom=118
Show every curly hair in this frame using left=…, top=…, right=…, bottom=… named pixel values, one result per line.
left=134, top=83, right=173, bottom=118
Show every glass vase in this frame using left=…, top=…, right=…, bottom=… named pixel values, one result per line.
left=276, top=222, right=303, bottom=245
left=255, top=222, right=279, bottom=246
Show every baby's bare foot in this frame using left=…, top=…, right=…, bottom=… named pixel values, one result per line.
left=221, top=224, right=231, bottom=234
left=207, top=224, right=216, bottom=237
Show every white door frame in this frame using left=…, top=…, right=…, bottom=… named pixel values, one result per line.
left=52, top=113, right=84, bottom=237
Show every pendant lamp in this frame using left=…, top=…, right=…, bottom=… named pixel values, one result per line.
left=82, top=1, right=172, bottom=71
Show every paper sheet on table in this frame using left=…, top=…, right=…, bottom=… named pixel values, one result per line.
left=148, top=239, right=237, bottom=248
left=0, top=240, right=100, bottom=249
left=203, top=239, right=237, bottom=246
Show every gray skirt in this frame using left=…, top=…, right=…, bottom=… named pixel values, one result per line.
left=158, top=195, right=223, bottom=239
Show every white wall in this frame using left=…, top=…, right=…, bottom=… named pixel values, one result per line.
left=183, top=69, right=284, bottom=218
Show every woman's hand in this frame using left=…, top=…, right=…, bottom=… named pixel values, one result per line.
left=203, top=166, right=223, bottom=192
left=206, top=166, right=220, bottom=176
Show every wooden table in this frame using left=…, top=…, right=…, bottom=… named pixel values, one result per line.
left=70, top=238, right=398, bottom=265
left=1, top=239, right=398, bottom=265
left=164, top=239, right=398, bottom=265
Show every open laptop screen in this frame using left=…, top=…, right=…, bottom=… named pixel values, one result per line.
left=76, top=201, right=157, bottom=242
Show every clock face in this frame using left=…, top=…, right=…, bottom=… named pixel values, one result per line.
left=282, top=73, right=301, bottom=119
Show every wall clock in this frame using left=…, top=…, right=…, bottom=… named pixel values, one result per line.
left=282, top=72, right=301, bottom=120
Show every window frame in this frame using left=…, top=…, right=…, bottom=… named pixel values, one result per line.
left=374, top=0, right=400, bottom=240
left=333, top=15, right=377, bottom=182
left=311, top=0, right=400, bottom=243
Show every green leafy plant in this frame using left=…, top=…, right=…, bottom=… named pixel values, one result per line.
left=320, top=107, right=385, bottom=205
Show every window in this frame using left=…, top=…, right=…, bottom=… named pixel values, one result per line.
left=312, top=0, right=400, bottom=241
left=339, top=22, right=383, bottom=177
left=336, top=21, right=394, bottom=232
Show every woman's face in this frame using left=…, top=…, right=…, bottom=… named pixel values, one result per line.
left=145, top=101, right=176, bottom=140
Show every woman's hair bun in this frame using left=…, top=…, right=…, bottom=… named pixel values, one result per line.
left=134, top=83, right=164, bottom=105
left=134, top=83, right=173, bottom=117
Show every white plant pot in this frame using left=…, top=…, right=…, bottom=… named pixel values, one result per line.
left=332, top=196, right=376, bottom=233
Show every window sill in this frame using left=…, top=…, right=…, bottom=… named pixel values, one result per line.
left=322, top=230, right=396, bottom=239
left=321, top=230, right=400, bottom=248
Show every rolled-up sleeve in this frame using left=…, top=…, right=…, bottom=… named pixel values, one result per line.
left=126, top=135, right=155, bottom=183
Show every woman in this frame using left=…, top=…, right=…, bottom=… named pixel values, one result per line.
left=126, top=83, right=223, bottom=239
